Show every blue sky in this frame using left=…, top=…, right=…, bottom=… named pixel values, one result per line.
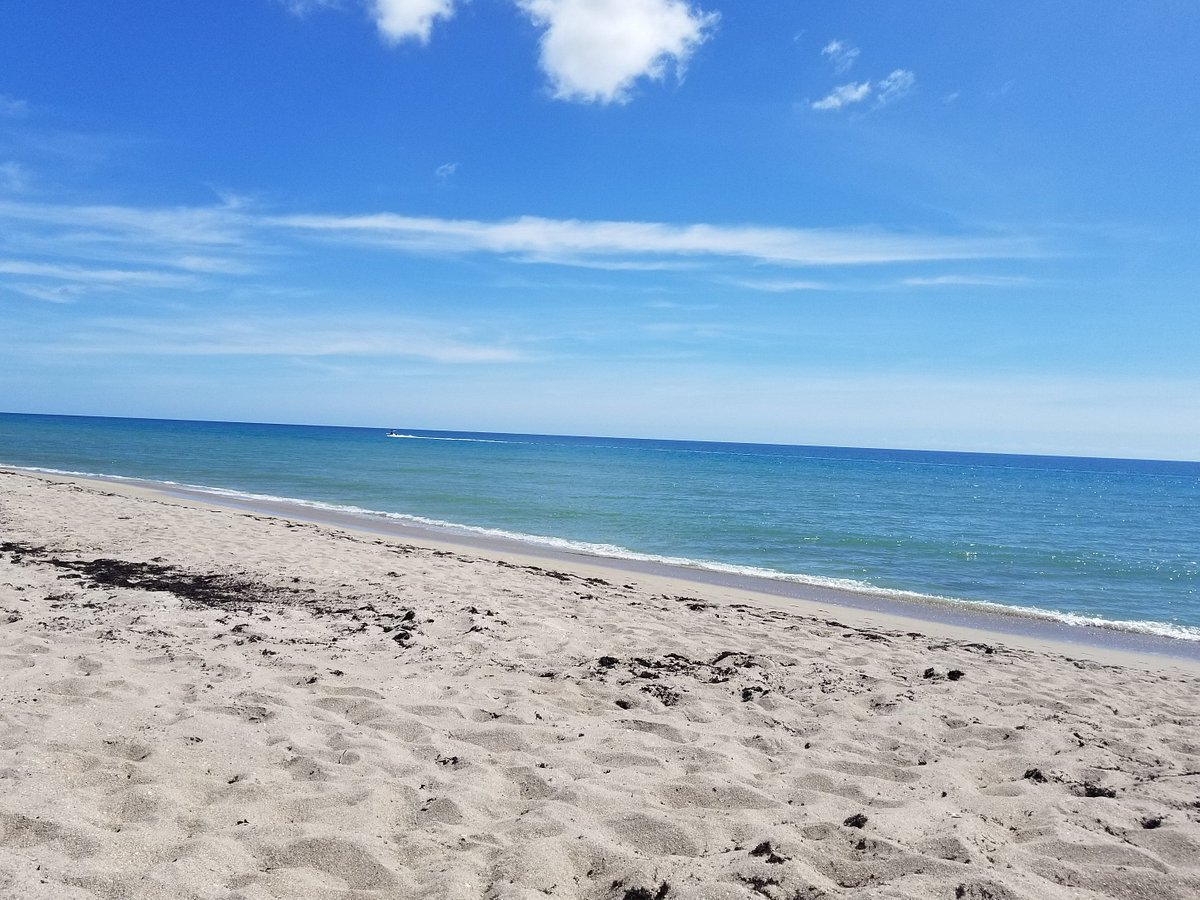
left=1, top=1, right=1197, bottom=459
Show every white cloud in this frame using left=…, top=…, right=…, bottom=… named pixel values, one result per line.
left=513, top=254, right=695, bottom=271
left=876, top=68, right=916, bottom=106
left=6, top=283, right=89, bottom=303
left=517, top=0, right=718, bottom=104
left=0, top=201, right=258, bottom=300
left=902, top=274, right=1030, bottom=287
left=275, top=210, right=1042, bottom=267
left=0, top=259, right=195, bottom=288
left=992, top=79, right=1016, bottom=98
left=810, top=69, right=915, bottom=112
left=0, top=198, right=259, bottom=285
left=370, top=0, right=456, bottom=43
left=810, top=81, right=871, bottom=111
left=0, top=94, right=29, bottom=117
left=820, top=39, right=859, bottom=74
left=435, top=161, right=459, bottom=179
left=647, top=299, right=716, bottom=310
left=0, top=199, right=249, bottom=249
left=277, top=0, right=343, bottom=15
left=0, top=197, right=1046, bottom=306
left=277, top=0, right=718, bottom=104
left=172, top=255, right=258, bottom=275
left=733, top=278, right=830, bottom=293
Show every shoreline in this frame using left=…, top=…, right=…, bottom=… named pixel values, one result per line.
left=10, top=466, right=1199, bottom=669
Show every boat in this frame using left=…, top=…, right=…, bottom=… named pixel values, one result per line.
left=385, top=430, right=405, bottom=438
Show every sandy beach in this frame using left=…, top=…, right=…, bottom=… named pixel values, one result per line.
left=2, top=467, right=1198, bottom=900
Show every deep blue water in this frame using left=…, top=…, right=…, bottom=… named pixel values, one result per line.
left=2, top=412, right=1198, bottom=640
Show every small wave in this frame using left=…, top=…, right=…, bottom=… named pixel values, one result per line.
left=13, top=464, right=190, bottom=484
left=8, top=463, right=1199, bottom=643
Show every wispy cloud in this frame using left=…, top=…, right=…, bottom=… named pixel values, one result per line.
left=0, top=161, right=30, bottom=192
left=902, top=274, right=1032, bottom=288
left=640, top=320, right=732, bottom=340
left=514, top=0, right=719, bottom=104
left=811, top=81, right=871, bottom=111
left=820, top=39, right=859, bottom=74
left=876, top=69, right=916, bottom=106
left=810, top=40, right=916, bottom=113
left=170, top=255, right=258, bottom=275
left=647, top=299, right=717, bottom=311
left=276, top=0, right=343, bottom=14
left=732, top=278, right=831, bottom=293
left=435, top=161, right=459, bottom=180
left=0, top=199, right=259, bottom=302
left=0, top=93, right=29, bottom=117
left=274, top=210, right=1042, bottom=267
left=811, top=70, right=916, bottom=112
left=512, top=254, right=698, bottom=271
left=0, top=198, right=262, bottom=286
left=0, top=199, right=250, bottom=249
left=64, top=315, right=523, bottom=363
left=5, top=283, right=90, bottom=304
left=0, top=259, right=195, bottom=288
left=0, top=196, right=1048, bottom=309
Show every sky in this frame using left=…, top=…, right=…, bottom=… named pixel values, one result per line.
left=1, top=1, right=1198, bottom=459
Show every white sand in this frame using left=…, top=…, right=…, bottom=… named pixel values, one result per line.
left=1, top=468, right=1198, bottom=900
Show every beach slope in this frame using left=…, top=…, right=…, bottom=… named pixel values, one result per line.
left=1, top=469, right=1198, bottom=899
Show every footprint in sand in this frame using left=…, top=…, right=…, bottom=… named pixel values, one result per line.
left=260, top=838, right=399, bottom=891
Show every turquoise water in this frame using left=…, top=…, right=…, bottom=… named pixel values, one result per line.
left=2, top=412, right=1199, bottom=640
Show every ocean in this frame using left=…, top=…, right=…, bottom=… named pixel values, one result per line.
left=2, top=411, right=1198, bottom=642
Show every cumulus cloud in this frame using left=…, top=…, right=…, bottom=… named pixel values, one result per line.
left=370, top=0, right=456, bottom=43
left=820, top=39, right=859, bottom=74
left=811, top=81, right=871, bottom=111
left=876, top=68, right=916, bottom=106
left=278, top=0, right=718, bottom=102
left=517, top=0, right=719, bottom=104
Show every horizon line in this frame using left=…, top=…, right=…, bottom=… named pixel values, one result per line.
left=3, top=409, right=1197, bottom=467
